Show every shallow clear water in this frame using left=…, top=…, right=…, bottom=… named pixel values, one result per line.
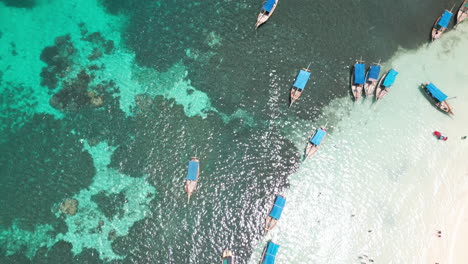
left=249, top=24, right=468, bottom=263
left=1, top=0, right=467, bottom=263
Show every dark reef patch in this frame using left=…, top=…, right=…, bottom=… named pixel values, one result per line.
left=123, top=0, right=224, bottom=71
left=39, top=35, right=76, bottom=89
left=82, top=31, right=114, bottom=55
left=39, top=30, right=115, bottom=90
left=32, top=241, right=74, bottom=264
left=49, top=69, right=107, bottom=111
left=0, top=114, right=95, bottom=229
left=0, top=84, right=39, bottom=136
left=10, top=42, right=17, bottom=56
left=0, top=0, right=35, bottom=8
left=91, top=191, right=127, bottom=220
left=99, top=0, right=138, bottom=15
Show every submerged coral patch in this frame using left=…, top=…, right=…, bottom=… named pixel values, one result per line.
left=53, top=141, right=156, bottom=260
left=39, top=35, right=76, bottom=89
left=0, top=0, right=36, bottom=8
left=0, top=139, right=156, bottom=261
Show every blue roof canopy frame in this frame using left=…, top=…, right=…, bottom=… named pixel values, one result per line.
left=269, top=195, right=286, bottom=220
left=382, top=69, right=398, bottom=87
left=438, top=10, right=453, bottom=28
left=426, top=83, right=448, bottom=102
left=186, top=160, right=199, bottom=181
left=262, top=0, right=276, bottom=12
left=262, top=242, right=280, bottom=264
left=354, top=63, right=365, bottom=85
left=310, top=128, right=326, bottom=145
left=293, top=69, right=311, bottom=90
left=368, top=65, right=381, bottom=80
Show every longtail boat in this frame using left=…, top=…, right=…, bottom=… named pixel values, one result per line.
left=265, top=195, right=286, bottom=231
left=350, top=60, right=365, bottom=101
left=432, top=10, right=453, bottom=41
left=364, top=63, right=381, bottom=98
left=375, top=69, right=398, bottom=101
left=185, top=157, right=200, bottom=203
left=422, top=83, right=454, bottom=115
left=222, top=249, right=234, bottom=264
left=255, top=0, right=278, bottom=29
left=261, top=241, right=279, bottom=264
left=289, top=66, right=311, bottom=107
left=304, top=127, right=327, bottom=160
left=457, top=0, right=468, bottom=24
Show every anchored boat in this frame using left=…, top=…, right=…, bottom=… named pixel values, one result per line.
left=432, top=10, right=453, bottom=41
left=289, top=67, right=312, bottom=107
left=255, top=0, right=278, bottom=29
left=261, top=241, right=279, bottom=264
left=304, top=127, right=327, bottom=160
left=185, top=157, right=200, bottom=203
left=222, top=249, right=234, bottom=264
left=422, top=83, right=454, bottom=115
left=364, top=63, right=381, bottom=98
left=375, top=69, right=398, bottom=101
left=265, top=194, right=286, bottom=231
left=457, top=0, right=468, bottom=24
left=350, top=61, right=365, bottom=101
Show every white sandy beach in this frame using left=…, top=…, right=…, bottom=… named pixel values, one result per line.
left=427, top=190, right=468, bottom=264
left=249, top=22, right=468, bottom=264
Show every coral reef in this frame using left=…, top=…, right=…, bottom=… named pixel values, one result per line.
left=49, top=69, right=108, bottom=111
left=39, top=35, right=76, bottom=89
left=59, top=198, right=78, bottom=215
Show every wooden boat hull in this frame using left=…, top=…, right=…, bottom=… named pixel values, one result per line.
left=185, top=157, right=200, bottom=202
left=364, top=80, right=377, bottom=97
left=432, top=16, right=447, bottom=41
left=375, top=71, right=388, bottom=101
left=265, top=216, right=278, bottom=231
left=457, top=0, right=468, bottom=24
left=222, top=249, right=234, bottom=264
left=351, top=84, right=363, bottom=101
left=375, top=88, right=389, bottom=100
left=421, top=84, right=454, bottom=115
left=255, top=1, right=278, bottom=28
left=304, top=142, right=319, bottom=159
left=289, top=88, right=302, bottom=107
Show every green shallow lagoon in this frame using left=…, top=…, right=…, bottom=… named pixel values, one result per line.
left=0, top=0, right=464, bottom=263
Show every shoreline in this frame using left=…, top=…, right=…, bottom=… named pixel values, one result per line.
left=427, top=190, right=468, bottom=264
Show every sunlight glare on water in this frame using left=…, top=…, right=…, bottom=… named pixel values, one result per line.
left=249, top=22, right=468, bottom=264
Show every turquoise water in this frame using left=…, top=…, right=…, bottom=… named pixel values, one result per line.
left=1, top=0, right=466, bottom=263
left=250, top=23, right=468, bottom=263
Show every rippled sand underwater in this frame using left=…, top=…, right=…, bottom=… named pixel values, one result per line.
left=1, top=0, right=468, bottom=263
left=250, top=23, right=468, bottom=263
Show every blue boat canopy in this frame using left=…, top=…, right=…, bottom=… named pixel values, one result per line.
left=382, top=69, right=398, bottom=87
left=263, top=242, right=280, bottom=264
left=310, top=128, right=326, bottom=145
left=368, top=65, right=381, bottom=80
left=437, top=10, right=453, bottom=28
left=262, top=0, right=276, bottom=12
left=354, top=63, right=365, bottom=85
left=293, top=70, right=311, bottom=90
left=269, top=195, right=286, bottom=220
left=426, top=83, right=448, bottom=102
left=186, top=160, right=199, bottom=181
left=223, top=256, right=233, bottom=264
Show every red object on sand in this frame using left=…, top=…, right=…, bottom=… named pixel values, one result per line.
left=433, top=131, right=448, bottom=141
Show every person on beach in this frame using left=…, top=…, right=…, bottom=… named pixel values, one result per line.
left=433, top=131, right=448, bottom=141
